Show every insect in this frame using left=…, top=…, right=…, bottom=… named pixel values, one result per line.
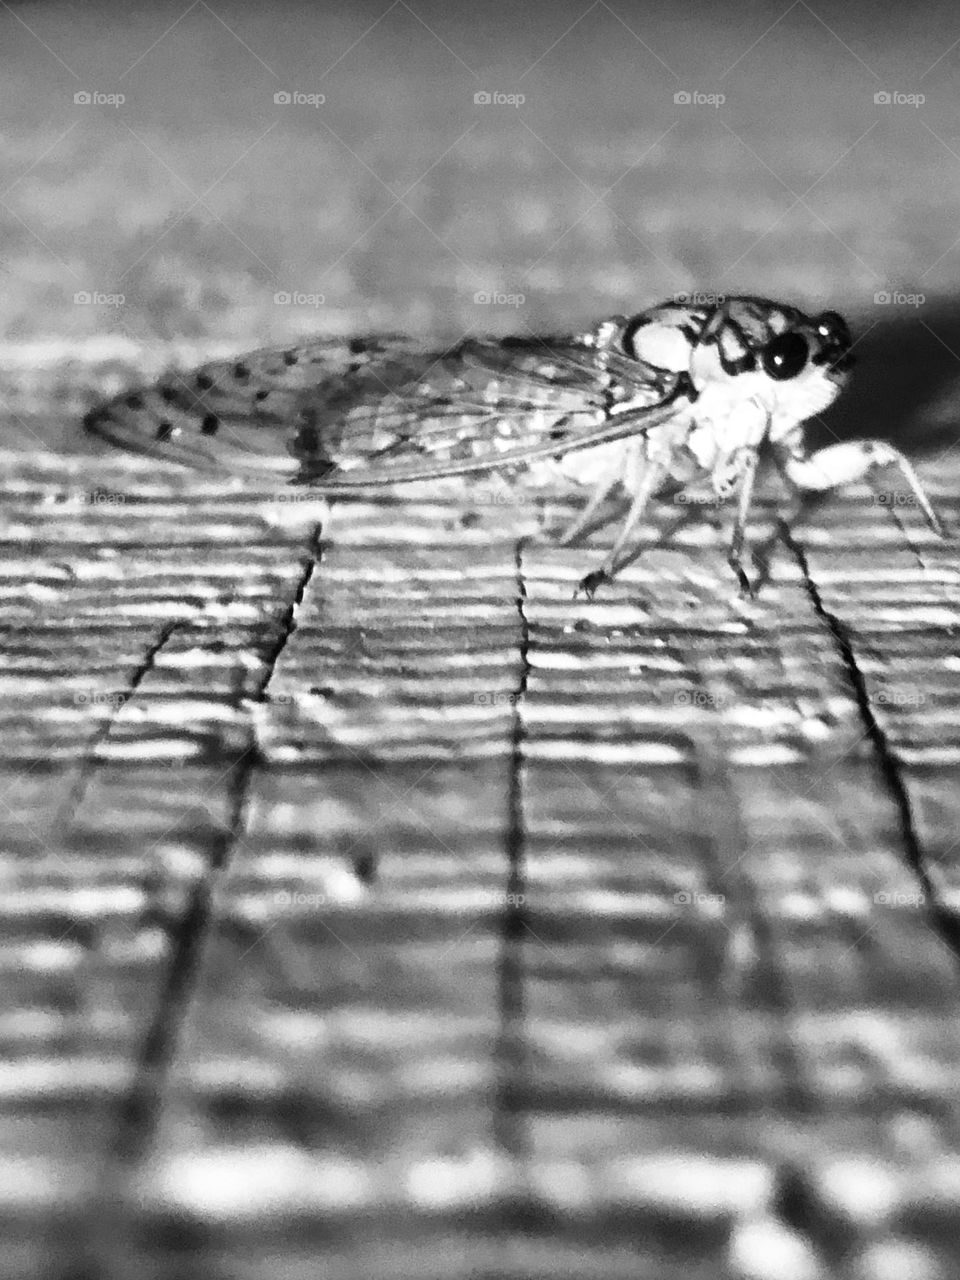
left=83, top=296, right=946, bottom=595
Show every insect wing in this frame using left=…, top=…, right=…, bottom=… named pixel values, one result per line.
left=84, top=330, right=684, bottom=487
left=83, top=335, right=425, bottom=479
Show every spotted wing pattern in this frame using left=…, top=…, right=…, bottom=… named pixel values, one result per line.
left=83, top=329, right=687, bottom=487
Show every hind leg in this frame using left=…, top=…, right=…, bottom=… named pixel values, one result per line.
left=783, top=440, right=948, bottom=537
left=574, top=453, right=671, bottom=597
left=557, top=451, right=624, bottom=546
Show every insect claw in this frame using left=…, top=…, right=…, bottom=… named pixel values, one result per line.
left=574, top=568, right=608, bottom=599
left=731, top=558, right=755, bottom=598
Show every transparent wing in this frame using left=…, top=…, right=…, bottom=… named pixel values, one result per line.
left=83, top=330, right=687, bottom=486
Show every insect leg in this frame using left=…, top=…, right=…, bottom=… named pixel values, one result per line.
left=575, top=454, right=671, bottom=597
left=784, top=440, right=948, bottom=538
left=727, top=448, right=761, bottom=596
left=738, top=445, right=829, bottom=592
left=556, top=448, right=629, bottom=545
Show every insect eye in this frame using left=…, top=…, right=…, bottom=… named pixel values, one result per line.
left=814, top=311, right=850, bottom=345
left=762, top=331, right=809, bottom=381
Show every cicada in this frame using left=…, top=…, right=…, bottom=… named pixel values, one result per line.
left=83, top=296, right=946, bottom=594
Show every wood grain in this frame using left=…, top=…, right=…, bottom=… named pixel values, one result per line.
left=2, top=438, right=960, bottom=1278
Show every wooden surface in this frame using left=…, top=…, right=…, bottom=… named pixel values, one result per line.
left=5, top=3, right=960, bottom=1275
left=4, top=433, right=960, bottom=1280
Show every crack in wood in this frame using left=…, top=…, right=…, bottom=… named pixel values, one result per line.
left=106, top=523, right=323, bottom=1166
left=56, top=618, right=184, bottom=833
left=494, top=537, right=532, bottom=1161
left=782, top=522, right=960, bottom=965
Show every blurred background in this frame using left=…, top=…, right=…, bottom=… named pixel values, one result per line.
left=2, top=0, right=960, bottom=448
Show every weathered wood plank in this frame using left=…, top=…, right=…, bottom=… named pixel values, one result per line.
left=4, top=441, right=960, bottom=1279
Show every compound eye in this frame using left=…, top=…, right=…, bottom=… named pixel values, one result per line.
left=762, top=331, right=809, bottom=381
left=814, top=310, right=850, bottom=345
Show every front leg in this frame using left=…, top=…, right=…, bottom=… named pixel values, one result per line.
left=782, top=440, right=948, bottom=538
left=724, top=447, right=761, bottom=597
left=681, top=396, right=771, bottom=595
